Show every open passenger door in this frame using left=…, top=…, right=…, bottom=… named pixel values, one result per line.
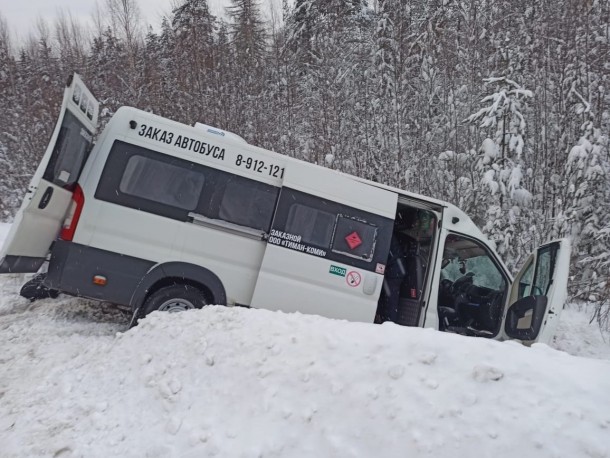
left=503, top=239, right=571, bottom=344
left=0, top=74, right=99, bottom=273
left=250, top=163, right=397, bottom=323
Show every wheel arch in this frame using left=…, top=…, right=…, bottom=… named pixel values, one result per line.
left=130, top=262, right=227, bottom=310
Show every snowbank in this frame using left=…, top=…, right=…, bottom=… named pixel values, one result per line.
left=1, top=221, right=609, bottom=457
left=1, top=304, right=609, bottom=458
left=553, top=305, right=610, bottom=360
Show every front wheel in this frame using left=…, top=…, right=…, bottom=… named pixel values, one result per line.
left=141, top=284, right=208, bottom=317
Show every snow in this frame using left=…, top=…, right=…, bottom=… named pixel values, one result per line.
left=438, top=150, right=455, bottom=161
left=482, top=169, right=499, bottom=194
left=480, top=138, right=498, bottom=164
left=1, top=222, right=610, bottom=457
left=552, top=305, right=610, bottom=361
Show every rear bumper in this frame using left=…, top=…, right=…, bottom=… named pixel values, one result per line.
left=45, top=241, right=154, bottom=306
left=0, top=255, right=46, bottom=274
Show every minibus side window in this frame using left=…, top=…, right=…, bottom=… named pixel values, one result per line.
left=96, top=141, right=279, bottom=232
left=217, top=177, right=279, bottom=232
left=120, top=155, right=204, bottom=211
left=285, top=204, right=335, bottom=247
left=270, top=188, right=393, bottom=272
left=331, top=216, right=378, bottom=262
left=283, top=204, right=380, bottom=261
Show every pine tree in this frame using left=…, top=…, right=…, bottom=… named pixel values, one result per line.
left=283, top=0, right=372, bottom=167
left=156, top=17, right=179, bottom=118
left=224, top=0, right=268, bottom=142
left=227, top=0, right=266, bottom=64
left=371, top=0, right=410, bottom=185
left=0, top=14, right=25, bottom=219
left=562, top=122, right=610, bottom=301
left=467, top=77, right=534, bottom=270
left=171, top=0, right=217, bottom=124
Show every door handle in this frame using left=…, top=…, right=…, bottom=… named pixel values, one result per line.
left=363, top=274, right=378, bottom=295
left=38, top=186, right=54, bottom=209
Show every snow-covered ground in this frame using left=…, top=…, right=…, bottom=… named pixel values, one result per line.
left=553, top=306, right=610, bottom=361
left=1, top=222, right=610, bottom=457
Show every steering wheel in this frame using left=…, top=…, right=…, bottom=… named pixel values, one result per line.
left=450, top=272, right=475, bottom=295
left=439, top=278, right=453, bottom=293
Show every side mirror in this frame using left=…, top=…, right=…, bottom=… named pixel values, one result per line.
left=504, top=296, right=548, bottom=341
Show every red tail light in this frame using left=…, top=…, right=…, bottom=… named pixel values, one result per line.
left=60, top=184, right=85, bottom=241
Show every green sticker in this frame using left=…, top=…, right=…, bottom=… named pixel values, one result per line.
left=329, top=265, right=347, bottom=277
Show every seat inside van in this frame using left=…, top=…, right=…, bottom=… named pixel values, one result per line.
left=376, top=205, right=437, bottom=326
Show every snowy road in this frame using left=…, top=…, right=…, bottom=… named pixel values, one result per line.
left=1, top=222, right=610, bottom=457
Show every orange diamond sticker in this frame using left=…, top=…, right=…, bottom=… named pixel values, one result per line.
left=345, top=232, right=362, bottom=250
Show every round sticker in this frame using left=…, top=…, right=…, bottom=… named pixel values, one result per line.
left=346, top=271, right=362, bottom=287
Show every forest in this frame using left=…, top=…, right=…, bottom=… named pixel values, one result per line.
left=0, top=0, right=608, bottom=319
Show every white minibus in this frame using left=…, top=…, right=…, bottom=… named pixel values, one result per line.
left=0, top=74, right=570, bottom=344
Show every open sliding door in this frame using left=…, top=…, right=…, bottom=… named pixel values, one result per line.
left=250, top=163, right=397, bottom=323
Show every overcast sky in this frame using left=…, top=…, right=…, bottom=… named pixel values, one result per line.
left=0, top=0, right=280, bottom=43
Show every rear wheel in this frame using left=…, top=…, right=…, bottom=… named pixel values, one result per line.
left=141, top=284, right=208, bottom=317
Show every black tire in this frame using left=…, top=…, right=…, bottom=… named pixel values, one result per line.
left=140, top=284, right=208, bottom=317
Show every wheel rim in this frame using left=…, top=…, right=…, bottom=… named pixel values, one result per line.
left=158, top=298, right=196, bottom=313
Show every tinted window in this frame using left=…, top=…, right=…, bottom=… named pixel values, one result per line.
left=120, top=155, right=204, bottom=210
left=269, top=188, right=394, bottom=272
left=218, top=176, right=278, bottom=231
left=96, top=141, right=279, bottom=230
left=285, top=204, right=335, bottom=247
left=43, top=110, right=93, bottom=188
left=332, top=216, right=378, bottom=261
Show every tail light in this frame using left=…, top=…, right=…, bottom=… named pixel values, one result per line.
left=60, top=184, right=85, bottom=241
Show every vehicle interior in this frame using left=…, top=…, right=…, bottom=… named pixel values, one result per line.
left=436, top=234, right=508, bottom=337
left=375, top=204, right=437, bottom=327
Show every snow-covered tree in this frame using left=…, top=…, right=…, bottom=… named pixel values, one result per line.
left=171, top=0, right=217, bottom=124
left=225, top=0, right=268, bottom=143
left=227, top=0, right=266, bottom=63
left=560, top=123, right=610, bottom=301
left=371, top=0, right=413, bottom=186
left=283, top=0, right=372, bottom=168
left=467, top=77, right=534, bottom=270
left=105, top=0, right=142, bottom=73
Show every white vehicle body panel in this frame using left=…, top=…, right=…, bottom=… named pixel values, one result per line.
left=1, top=86, right=572, bottom=344
left=177, top=223, right=267, bottom=306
